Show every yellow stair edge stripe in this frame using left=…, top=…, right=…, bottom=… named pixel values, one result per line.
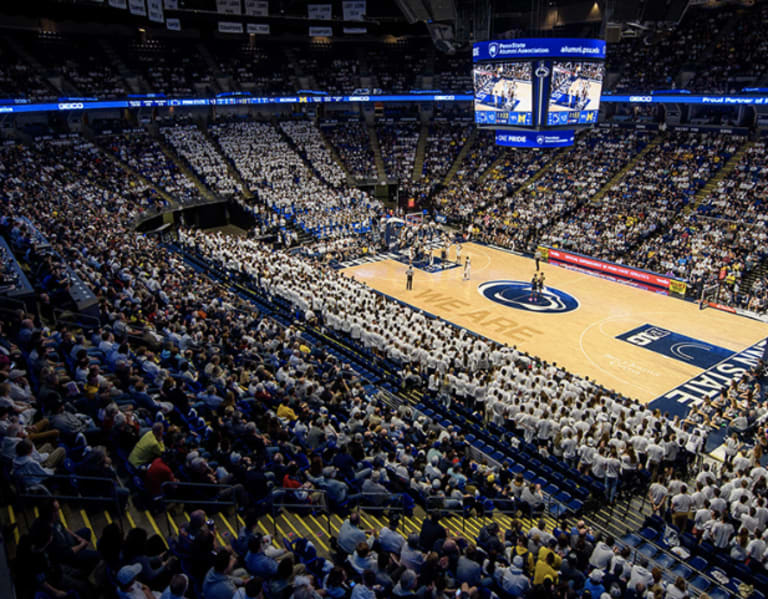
left=145, top=511, right=169, bottom=549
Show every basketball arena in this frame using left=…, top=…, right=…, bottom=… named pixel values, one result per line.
left=0, top=1, right=767, bottom=599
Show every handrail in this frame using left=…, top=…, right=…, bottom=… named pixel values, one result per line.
left=53, top=308, right=101, bottom=331
left=348, top=491, right=408, bottom=513
left=270, top=488, right=332, bottom=539
left=612, top=520, right=731, bottom=598
left=160, top=480, right=237, bottom=508
left=15, top=474, right=125, bottom=533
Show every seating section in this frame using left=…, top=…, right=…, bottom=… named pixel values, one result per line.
left=3, top=9, right=768, bottom=598
left=99, top=129, right=203, bottom=205
left=320, top=121, right=377, bottom=180
left=377, top=123, right=421, bottom=180
left=161, top=123, right=243, bottom=197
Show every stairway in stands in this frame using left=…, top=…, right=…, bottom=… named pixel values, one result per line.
left=86, top=132, right=179, bottom=207
left=590, top=133, right=663, bottom=204
left=316, top=126, right=354, bottom=183
left=155, top=134, right=218, bottom=202
left=198, top=122, right=255, bottom=200
left=2, top=492, right=571, bottom=567
left=275, top=122, right=342, bottom=190
left=367, top=125, right=387, bottom=180
left=688, top=139, right=753, bottom=211
left=737, top=253, right=768, bottom=297
left=442, top=129, right=477, bottom=185
left=411, top=124, right=429, bottom=181
left=506, top=146, right=570, bottom=196
left=98, top=38, right=143, bottom=95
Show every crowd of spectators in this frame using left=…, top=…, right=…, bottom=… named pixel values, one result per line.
left=442, top=129, right=651, bottom=253
left=686, top=1, right=768, bottom=93
left=542, top=131, right=736, bottom=259
left=22, top=32, right=126, bottom=99
left=122, top=39, right=217, bottom=97
left=2, top=111, right=768, bottom=599
left=624, top=139, right=768, bottom=307
left=209, top=119, right=379, bottom=241
left=279, top=121, right=348, bottom=189
left=100, top=129, right=203, bottom=205
left=321, top=122, right=377, bottom=180
left=294, top=44, right=361, bottom=94
left=2, top=3, right=768, bottom=107
left=364, top=42, right=427, bottom=94
left=2, top=136, right=168, bottom=217
left=606, top=5, right=733, bottom=93
left=377, top=123, right=421, bottom=181
left=420, top=124, right=473, bottom=187
left=0, top=40, right=56, bottom=100
left=161, top=124, right=243, bottom=198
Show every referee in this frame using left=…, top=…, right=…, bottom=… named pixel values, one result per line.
left=406, top=264, right=414, bottom=290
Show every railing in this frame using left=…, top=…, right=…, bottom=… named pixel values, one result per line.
left=160, top=480, right=238, bottom=510
left=613, top=522, right=731, bottom=599
left=160, top=480, right=239, bottom=539
left=53, top=308, right=101, bottom=331
left=14, top=474, right=126, bottom=532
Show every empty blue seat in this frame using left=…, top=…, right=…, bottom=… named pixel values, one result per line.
left=725, top=578, right=743, bottom=594
left=688, top=556, right=707, bottom=572
left=707, top=590, right=731, bottom=599
left=620, top=533, right=642, bottom=547
left=680, top=532, right=697, bottom=551
left=555, top=491, right=572, bottom=504
left=689, top=576, right=710, bottom=592
left=753, top=574, right=768, bottom=591
left=637, top=542, right=657, bottom=559
left=639, top=527, right=659, bottom=541
left=510, top=463, right=525, bottom=475
left=543, top=484, right=559, bottom=497
left=653, top=553, right=675, bottom=569
left=670, top=563, right=692, bottom=579
left=731, top=563, right=751, bottom=583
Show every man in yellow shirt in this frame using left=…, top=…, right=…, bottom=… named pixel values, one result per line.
left=537, top=539, right=562, bottom=570
left=276, top=403, right=298, bottom=421
left=128, top=422, right=165, bottom=468
left=533, top=551, right=560, bottom=586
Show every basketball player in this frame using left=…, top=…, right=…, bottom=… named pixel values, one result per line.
left=463, top=256, right=471, bottom=281
left=455, top=243, right=462, bottom=264
left=530, top=273, right=538, bottom=301
left=538, top=272, right=546, bottom=291
left=429, top=249, right=435, bottom=269
left=406, top=264, right=414, bottom=290
left=441, top=244, right=447, bottom=269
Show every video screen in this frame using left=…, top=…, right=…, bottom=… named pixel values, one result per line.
left=546, top=61, right=604, bottom=126
left=473, top=62, right=533, bottom=127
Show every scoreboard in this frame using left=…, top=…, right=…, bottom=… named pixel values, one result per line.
left=472, top=38, right=606, bottom=147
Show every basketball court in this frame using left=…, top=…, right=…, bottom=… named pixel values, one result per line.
left=342, top=242, right=768, bottom=416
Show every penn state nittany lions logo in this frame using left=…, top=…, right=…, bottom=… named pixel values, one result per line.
left=488, top=42, right=500, bottom=58
left=478, top=280, right=579, bottom=314
left=535, top=65, right=550, bottom=79
left=536, top=135, right=545, bottom=145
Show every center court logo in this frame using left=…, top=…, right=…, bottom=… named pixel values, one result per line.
left=478, top=280, right=579, bottom=314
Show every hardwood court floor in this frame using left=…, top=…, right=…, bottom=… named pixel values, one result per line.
left=342, top=242, right=768, bottom=404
